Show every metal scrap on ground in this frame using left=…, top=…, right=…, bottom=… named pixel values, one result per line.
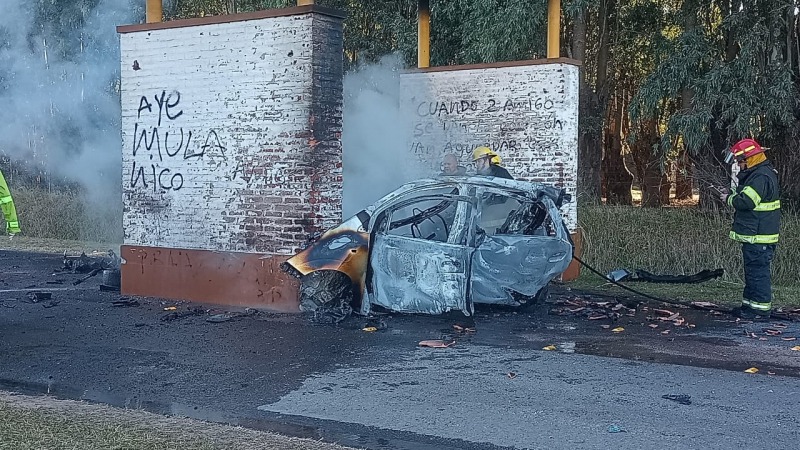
left=418, top=340, right=455, bottom=348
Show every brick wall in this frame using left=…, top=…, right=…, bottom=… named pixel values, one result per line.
left=119, top=9, right=343, bottom=256
left=399, top=61, right=579, bottom=232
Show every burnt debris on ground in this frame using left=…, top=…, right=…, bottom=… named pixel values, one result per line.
left=59, top=250, right=121, bottom=289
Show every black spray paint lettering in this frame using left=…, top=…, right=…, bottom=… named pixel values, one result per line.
left=129, top=161, right=185, bottom=192
left=416, top=100, right=479, bottom=117
left=413, top=121, right=470, bottom=138
left=137, top=90, right=183, bottom=126
left=132, top=123, right=194, bottom=161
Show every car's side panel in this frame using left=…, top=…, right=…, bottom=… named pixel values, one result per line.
left=471, top=235, right=571, bottom=304
left=368, top=234, right=472, bottom=315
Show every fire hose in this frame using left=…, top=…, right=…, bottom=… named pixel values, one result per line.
left=561, top=224, right=732, bottom=313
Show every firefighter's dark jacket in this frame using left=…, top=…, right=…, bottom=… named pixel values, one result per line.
left=727, top=160, right=781, bottom=244
left=488, top=164, right=513, bottom=180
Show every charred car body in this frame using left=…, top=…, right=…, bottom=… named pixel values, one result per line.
left=282, top=177, right=573, bottom=320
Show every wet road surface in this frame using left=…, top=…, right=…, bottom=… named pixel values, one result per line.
left=1, top=250, right=799, bottom=449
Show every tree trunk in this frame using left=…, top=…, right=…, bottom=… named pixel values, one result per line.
left=573, top=6, right=602, bottom=203
left=630, top=118, right=664, bottom=207
left=674, top=148, right=693, bottom=200
left=660, top=172, right=671, bottom=205
left=602, top=92, right=633, bottom=205
left=597, top=0, right=618, bottom=203
left=696, top=2, right=740, bottom=209
left=676, top=4, right=696, bottom=202
left=766, top=127, right=800, bottom=212
left=696, top=114, right=731, bottom=209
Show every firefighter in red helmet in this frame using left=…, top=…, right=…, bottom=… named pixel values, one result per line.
left=718, top=138, right=781, bottom=319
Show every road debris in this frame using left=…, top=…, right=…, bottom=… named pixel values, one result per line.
left=161, top=307, right=204, bottom=322
left=112, top=298, right=140, bottom=307
left=164, top=306, right=177, bottom=311
left=25, top=292, right=51, bottom=303
left=744, top=367, right=759, bottom=374
left=662, top=394, right=692, bottom=405
left=206, top=313, right=235, bottom=323
left=362, top=326, right=378, bottom=332
left=607, top=424, right=627, bottom=433
left=72, top=268, right=102, bottom=286
left=611, top=327, right=624, bottom=333
left=61, top=250, right=119, bottom=274
left=690, top=301, right=719, bottom=309
left=418, top=340, right=455, bottom=348
left=550, top=296, right=637, bottom=321
left=506, top=372, right=517, bottom=379
left=791, top=346, right=800, bottom=351
left=205, top=309, right=259, bottom=323
left=542, top=345, right=557, bottom=351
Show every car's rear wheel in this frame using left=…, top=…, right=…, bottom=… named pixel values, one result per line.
left=512, top=285, right=550, bottom=309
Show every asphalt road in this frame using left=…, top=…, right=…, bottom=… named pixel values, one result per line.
left=1, top=250, right=799, bottom=449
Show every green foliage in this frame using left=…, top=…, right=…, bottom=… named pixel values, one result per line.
left=632, top=0, right=799, bottom=154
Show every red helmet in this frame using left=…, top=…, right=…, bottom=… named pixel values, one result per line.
left=725, top=138, right=764, bottom=164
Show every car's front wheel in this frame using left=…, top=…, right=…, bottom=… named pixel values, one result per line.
left=299, top=270, right=355, bottom=323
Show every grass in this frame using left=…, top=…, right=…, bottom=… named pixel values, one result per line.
left=0, top=235, right=117, bottom=254
left=8, top=185, right=122, bottom=244
left=0, top=391, right=354, bottom=450
left=573, top=204, right=800, bottom=307
left=577, top=204, right=799, bottom=286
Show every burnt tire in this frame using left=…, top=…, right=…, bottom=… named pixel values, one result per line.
left=513, top=285, right=550, bottom=310
left=299, top=270, right=355, bottom=323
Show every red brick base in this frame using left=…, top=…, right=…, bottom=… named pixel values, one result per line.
left=120, top=245, right=300, bottom=312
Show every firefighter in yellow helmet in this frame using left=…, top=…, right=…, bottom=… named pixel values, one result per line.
left=0, top=169, right=21, bottom=237
left=472, top=147, right=513, bottom=179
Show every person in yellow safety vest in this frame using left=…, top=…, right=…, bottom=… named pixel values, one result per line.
left=718, top=138, right=781, bottom=320
left=0, top=169, right=21, bottom=237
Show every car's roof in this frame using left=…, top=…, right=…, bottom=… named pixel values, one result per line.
left=364, top=177, right=565, bottom=215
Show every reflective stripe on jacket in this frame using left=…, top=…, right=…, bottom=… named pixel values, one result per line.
left=726, top=161, right=780, bottom=244
left=0, top=169, right=21, bottom=234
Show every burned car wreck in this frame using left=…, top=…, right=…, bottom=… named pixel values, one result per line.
left=281, top=177, right=573, bottom=321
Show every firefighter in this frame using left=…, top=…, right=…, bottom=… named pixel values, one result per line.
left=719, top=138, right=781, bottom=319
left=472, top=146, right=513, bottom=179
left=0, top=168, right=21, bottom=237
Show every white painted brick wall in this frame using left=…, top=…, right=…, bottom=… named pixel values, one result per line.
left=399, top=63, right=579, bottom=232
left=120, top=12, right=342, bottom=255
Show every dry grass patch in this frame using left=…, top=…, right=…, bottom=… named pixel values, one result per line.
left=0, top=391, right=356, bottom=450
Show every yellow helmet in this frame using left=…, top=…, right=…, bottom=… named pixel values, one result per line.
left=472, top=146, right=497, bottom=162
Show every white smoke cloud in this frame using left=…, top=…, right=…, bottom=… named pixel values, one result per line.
left=342, top=54, right=435, bottom=217
left=0, top=0, right=143, bottom=196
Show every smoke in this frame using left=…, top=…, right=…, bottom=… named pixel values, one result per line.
left=342, top=54, right=434, bottom=217
left=0, top=0, right=143, bottom=197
